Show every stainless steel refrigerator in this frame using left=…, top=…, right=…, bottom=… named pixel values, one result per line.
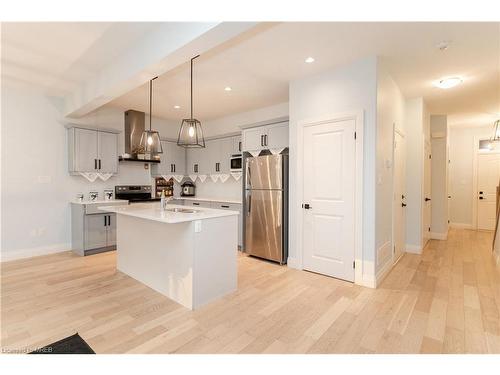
left=244, top=154, right=288, bottom=264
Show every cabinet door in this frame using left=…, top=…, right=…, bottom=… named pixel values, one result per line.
left=242, top=127, right=265, bottom=152
left=98, top=131, right=118, bottom=173
left=75, top=128, right=98, bottom=172
left=266, top=122, right=289, bottom=149
left=202, top=140, right=217, bottom=174
left=173, top=143, right=186, bottom=175
left=218, top=138, right=233, bottom=173
left=106, top=214, right=117, bottom=248
left=232, top=135, right=242, bottom=154
left=84, top=214, right=107, bottom=250
left=187, top=147, right=201, bottom=174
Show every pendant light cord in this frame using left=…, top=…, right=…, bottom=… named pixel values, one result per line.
left=190, top=55, right=200, bottom=120
left=149, top=76, right=158, bottom=131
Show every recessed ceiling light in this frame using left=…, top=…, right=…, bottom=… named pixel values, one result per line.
left=174, top=105, right=180, bottom=109
left=224, top=86, right=232, bottom=92
left=434, top=77, right=462, bottom=89
left=305, top=57, right=315, bottom=63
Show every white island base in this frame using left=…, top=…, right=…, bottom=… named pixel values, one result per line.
left=114, top=211, right=238, bottom=310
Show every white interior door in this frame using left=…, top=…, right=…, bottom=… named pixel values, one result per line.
left=393, top=131, right=406, bottom=262
left=477, top=153, right=500, bottom=230
left=302, top=118, right=356, bottom=282
left=423, top=140, right=432, bottom=246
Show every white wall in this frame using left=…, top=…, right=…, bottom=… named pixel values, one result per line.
left=405, top=98, right=430, bottom=252
left=448, top=125, right=491, bottom=227
left=202, top=102, right=288, bottom=137
left=289, top=56, right=378, bottom=286
left=375, top=59, right=406, bottom=275
left=430, top=115, right=449, bottom=237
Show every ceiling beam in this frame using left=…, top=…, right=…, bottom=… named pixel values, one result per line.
left=63, top=22, right=258, bottom=118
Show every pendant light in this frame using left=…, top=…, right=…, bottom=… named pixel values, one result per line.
left=490, top=119, right=500, bottom=143
left=139, top=77, right=163, bottom=154
left=177, top=55, right=205, bottom=148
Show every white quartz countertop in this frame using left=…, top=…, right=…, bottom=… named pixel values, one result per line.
left=71, top=199, right=128, bottom=205
left=98, top=202, right=239, bottom=224
left=175, top=197, right=242, bottom=204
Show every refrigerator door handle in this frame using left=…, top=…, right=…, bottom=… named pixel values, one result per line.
left=246, top=190, right=252, bottom=216
left=246, top=160, right=252, bottom=189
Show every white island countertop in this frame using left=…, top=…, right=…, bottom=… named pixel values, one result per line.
left=98, top=202, right=239, bottom=224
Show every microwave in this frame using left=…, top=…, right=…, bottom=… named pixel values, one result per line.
left=230, top=154, right=242, bottom=172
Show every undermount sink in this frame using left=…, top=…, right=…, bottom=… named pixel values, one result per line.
left=165, top=208, right=199, bottom=214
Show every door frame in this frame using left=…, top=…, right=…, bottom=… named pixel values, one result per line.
left=392, top=126, right=406, bottom=265
left=296, top=111, right=364, bottom=286
left=472, top=135, right=500, bottom=230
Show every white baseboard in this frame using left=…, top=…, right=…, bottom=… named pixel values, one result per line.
left=375, top=257, right=394, bottom=287
left=430, top=231, right=448, bottom=240
left=449, top=222, right=473, bottom=229
left=405, top=244, right=422, bottom=254
left=287, top=256, right=301, bottom=270
left=0, top=243, right=70, bottom=262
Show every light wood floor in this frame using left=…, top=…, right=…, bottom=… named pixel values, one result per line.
left=1, top=229, right=499, bottom=354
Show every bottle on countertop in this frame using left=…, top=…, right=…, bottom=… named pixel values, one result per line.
left=160, top=189, right=166, bottom=211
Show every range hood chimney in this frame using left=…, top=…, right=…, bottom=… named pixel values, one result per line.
left=121, top=110, right=160, bottom=162
left=124, top=110, right=145, bottom=156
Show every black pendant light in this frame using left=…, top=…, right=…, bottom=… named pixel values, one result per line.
left=139, top=77, right=163, bottom=154
left=177, top=55, right=205, bottom=148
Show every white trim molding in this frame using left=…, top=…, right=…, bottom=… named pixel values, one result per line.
left=295, top=110, right=365, bottom=286
left=376, top=255, right=396, bottom=287
left=449, top=222, right=473, bottom=230
left=0, top=243, right=71, bottom=262
left=406, top=244, right=423, bottom=254
left=430, top=231, right=448, bottom=240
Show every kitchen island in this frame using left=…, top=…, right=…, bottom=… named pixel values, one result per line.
left=99, top=202, right=239, bottom=310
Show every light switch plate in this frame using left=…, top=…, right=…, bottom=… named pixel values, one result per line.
left=194, top=220, right=202, bottom=233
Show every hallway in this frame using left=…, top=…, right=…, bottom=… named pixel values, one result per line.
left=1, top=229, right=499, bottom=354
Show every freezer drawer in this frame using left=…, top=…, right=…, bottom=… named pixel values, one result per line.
left=244, top=189, right=283, bottom=263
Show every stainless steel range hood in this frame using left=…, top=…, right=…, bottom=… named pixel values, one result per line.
left=120, top=110, right=160, bottom=163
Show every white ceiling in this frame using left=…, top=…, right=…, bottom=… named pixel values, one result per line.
left=1, top=22, right=159, bottom=96
left=108, top=22, right=500, bottom=127
left=2, top=22, right=499, bottom=127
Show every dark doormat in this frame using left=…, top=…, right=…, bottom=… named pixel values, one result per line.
left=29, top=333, right=95, bottom=354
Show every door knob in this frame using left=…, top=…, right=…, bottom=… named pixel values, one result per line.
left=479, top=197, right=484, bottom=200
left=402, top=203, right=407, bottom=207
left=425, top=197, right=431, bottom=201
left=302, top=203, right=312, bottom=209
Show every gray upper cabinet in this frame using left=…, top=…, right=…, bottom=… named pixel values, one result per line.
left=152, top=140, right=186, bottom=176
left=186, top=145, right=202, bottom=174
left=185, top=134, right=242, bottom=175
left=242, top=127, right=265, bottom=152
left=98, top=131, right=118, bottom=173
left=242, top=122, right=289, bottom=152
left=68, top=126, right=119, bottom=174
left=232, top=135, right=242, bottom=154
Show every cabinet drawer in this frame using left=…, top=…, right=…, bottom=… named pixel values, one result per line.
left=185, top=200, right=211, bottom=208
left=212, top=202, right=242, bottom=211
left=84, top=201, right=128, bottom=214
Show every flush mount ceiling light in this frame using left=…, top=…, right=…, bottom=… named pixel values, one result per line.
left=139, top=77, right=163, bottom=154
left=177, top=55, right=205, bottom=148
left=174, top=105, right=180, bottom=109
left=224, top=86, right=232, bottom=92
left=434, top=77, right=463, bottom=89
left=436, top=40, right=451, bottom=51
left=305, top=57, right=315, bottom=63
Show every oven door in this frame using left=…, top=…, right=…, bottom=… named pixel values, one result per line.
left=230, top=155, right=242, bottom=171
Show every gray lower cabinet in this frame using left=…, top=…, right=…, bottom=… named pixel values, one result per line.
left=71, top=201, right=126, bottom=256
left=182, top=199, right=243, bottom=248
